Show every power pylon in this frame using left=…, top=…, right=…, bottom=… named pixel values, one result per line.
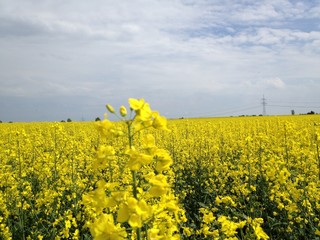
left=261, top=95, right=267, bottom=116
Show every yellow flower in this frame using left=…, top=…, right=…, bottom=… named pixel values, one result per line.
left=125, top=147, right=153, bottom=170
left=251, top=218, right=269, bottom=240
left=202, top=210, right=215, bottom=224
left=154, top=149, right=173, bottom=172
left=65, top=220, right=71, bottom=229
left=149, top=174, right=170, bottom=197
left=218, top=216, right=246, bottom=237
left=93, top=145, right=116, bottom=170
left=202, top=226, right=219, bottom=237
left=117, top=203, right=130, bottom=223
left=215, top=196, right=222, bottom=205
left=138, top=103, right=153, bottom=121
left=96, top=145, right=115, bottom=158
left=142, top=134, right=157, bottom=155
left=152, top=112, right=169, bottom=131
left=148, top=228, right=161, bottom=239
left=129, top=98, right=153, bottom=121
left=82, top=180, right=111, bottom=212
left=95, top=119, right=113, bottom=137
left=215, top=196, right=236, bottom=207
left=120, top=105, right=127, bottom=117
left=90, top=214, right=127, bottom=240
left=117, top=198, right=152, bottom=228
left=129, top=98, right=145, bottom=110
left=108, top=191, right=126, bottom=207
left=183, top=227, right=192, bottom=237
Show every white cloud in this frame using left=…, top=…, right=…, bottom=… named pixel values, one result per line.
left=233, top=3, right=280, bottom=22
left=0, top=0, right=320, bottom=121
left=264, top=77, right=286, bottom=89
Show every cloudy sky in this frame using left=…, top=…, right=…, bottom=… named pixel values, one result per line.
left=0, top=0, right=320, bottom=122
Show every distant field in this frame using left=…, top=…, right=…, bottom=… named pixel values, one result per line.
left=0, top=114, right=319, bottom=239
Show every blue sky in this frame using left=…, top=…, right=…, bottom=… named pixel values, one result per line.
left=0, top=0, right=319, bottom=122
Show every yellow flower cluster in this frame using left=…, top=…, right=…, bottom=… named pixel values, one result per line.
left=163, top=115, right=320, bottom=239
left=0, top=100, right=319, bottom=239
left=0, top=122, right=99, bottom=239
left=198, top=208, right=269, bottom=239
left=82, top=98, right=185, bottom=239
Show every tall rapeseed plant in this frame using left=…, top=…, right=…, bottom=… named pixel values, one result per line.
left=82, top=98, right=186, bottom=239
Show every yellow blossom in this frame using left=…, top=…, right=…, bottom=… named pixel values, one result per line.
left=93, top=145, right=115, bottom=170
left=149, top=174, right=170, bottom=197
left=154, top=149, right=173, bottom=172
left=120, top=105, right=127, bottom=117
left=129, top=98, right=153, bottom=121
left=152, top=112, right=169, bottom=131
left=89, top=214, right=127, bottom=240
left=117, top=198, right=152, bottom=228
left=129, top=98, right=145, bottom=110
left=125, top=147, right=153, bottom=170
left=218, top=216, right=246, bottom=237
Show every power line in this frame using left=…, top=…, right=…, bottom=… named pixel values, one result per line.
left=181, top=99, right=319, bottom=118
left=209, top=105, right=261, bottom=116
left=268, top=104, right=320, bottom=108
left=261, top=95, right=267, bottom=116
left=196, top=105, right=261, bottom=117
left=268, top=101, right=320, bottom=104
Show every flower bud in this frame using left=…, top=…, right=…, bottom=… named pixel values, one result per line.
left=106, top=104, right=115, bottom=113
left=120, top=105, right=127, bottom=117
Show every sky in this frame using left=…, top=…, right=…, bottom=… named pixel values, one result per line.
left=0, top=0, right=320, bottom=122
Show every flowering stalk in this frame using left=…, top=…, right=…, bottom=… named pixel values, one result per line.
left=126, top=117, right=141, bottom=239
left=82, top=98, right=185, bottom=239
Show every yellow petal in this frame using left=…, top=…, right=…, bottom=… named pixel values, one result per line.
left=128, top=213, right=142, bottom=228
left=117, top=205, right=129, bottom=223
left=138, top=103, right=153, bottom=121
left=129, top=98, right=145, bottom=110
left=149, top=185, right=167, bottom=197
left=152, top=113, right=169, bottom=131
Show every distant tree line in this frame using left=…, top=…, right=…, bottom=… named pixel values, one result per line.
left=61, top=118, right=72, bottom=122
left=307, top=111, right=315, bottom=115
left=0, top=110, right=318, bottom=124
left=0, top=120, right=13, bottom=123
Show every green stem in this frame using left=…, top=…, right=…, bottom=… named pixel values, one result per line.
left=127, top=120, right=141, bottom=239
left=54, top=127, right=57, bottom=182
left=127, top=121, right=133, bottom=149
left=132, top=170, right=138, bottom=199
left=284, top=124, right=289, bottom=165
left=17, top=136, right=26, bottom=240
left=136, top=228, right=141, bottom=240
left=316, top=138, right=320, bottom=181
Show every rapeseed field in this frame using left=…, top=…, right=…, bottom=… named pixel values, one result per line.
left=0, top=98, right=319, bottom=239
